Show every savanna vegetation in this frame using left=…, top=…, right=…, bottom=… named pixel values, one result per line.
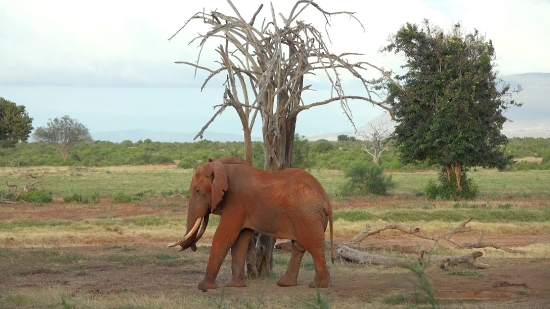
left=2, top=136, right=549, bottom=171
left=1, top=165, right=550, bottom=308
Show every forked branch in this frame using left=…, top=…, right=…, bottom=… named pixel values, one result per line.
left=347, top=217, right=524, bottom=254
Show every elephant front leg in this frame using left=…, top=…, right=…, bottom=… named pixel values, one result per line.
left=198, top=216, right=243, bottom=290
left=277, top=240, right=305, bottom=287
left=227, top=228, right=254, bottom=287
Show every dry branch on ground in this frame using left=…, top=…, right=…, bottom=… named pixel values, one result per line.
left=346, top=217, right=524, bottom=254
left=276, top=217, right=525, bottom=269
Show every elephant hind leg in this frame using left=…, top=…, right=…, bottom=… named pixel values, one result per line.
left=277, top=240, right=305, bottom=287
left=227, top=229, right=254, bottom=288
left=308, top=248, right=331, bottom=288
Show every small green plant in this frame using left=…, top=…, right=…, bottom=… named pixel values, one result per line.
left=300, top=288, right=330, bottom=309
left=113, top=193, right=139, bottom=203
left=446, top=270, right=487, bottom=277
left=497, top=203, right=512, bottom=209
left=89, top=191, right=100, bottom=203
left=425, top=169, right=478, bottom=201
left=407, top=260, right=439, bottom=308
left=339, top=161, right=394, bottom=197
left=516, top=289, right=530, bottom=296
left=18, top=191, right=53, bottom=203
left=63, top=193, right=88, bottom=203
left=177, top=158, right=197, bottom=169
left=61, top=296, right=75, bottom=309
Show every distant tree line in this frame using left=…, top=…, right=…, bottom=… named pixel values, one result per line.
left=1, top=135, right=549, bottom=171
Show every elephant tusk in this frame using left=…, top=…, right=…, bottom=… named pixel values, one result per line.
left=195, top=215, right=209, bottom=242
left=168, top=217, right=202, bottom=248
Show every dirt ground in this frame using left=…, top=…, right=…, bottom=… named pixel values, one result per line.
left=1, top=199, right=550, bottom=308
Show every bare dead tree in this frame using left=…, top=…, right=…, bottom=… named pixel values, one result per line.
left=357, top=118, right=392, bottom=165
left=170, top=0, right=394, bottom=278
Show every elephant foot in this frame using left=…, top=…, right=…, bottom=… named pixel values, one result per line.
left=197, top=279, right=219, bottom=290
left=227, top=278, right=246, bottom=288
left=277, top=275, right=298, bottom=287
left=309, top=279, right=330, bottom=288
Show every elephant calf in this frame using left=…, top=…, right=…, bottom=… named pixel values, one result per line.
left=169, top=156, right=334, bottom=290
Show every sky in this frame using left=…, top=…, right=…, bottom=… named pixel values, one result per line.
left=1, top=0, right=549, bottom=139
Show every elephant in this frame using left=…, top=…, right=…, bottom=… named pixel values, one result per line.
left=168, top=156, right=334, bottom=290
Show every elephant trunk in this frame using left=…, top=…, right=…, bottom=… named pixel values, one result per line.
left=167, top=215, right=210, bottom=251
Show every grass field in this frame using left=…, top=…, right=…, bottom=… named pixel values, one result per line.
left=3, top=165, right=550, bottom=199
left=1, top=165, right=550, bottom=308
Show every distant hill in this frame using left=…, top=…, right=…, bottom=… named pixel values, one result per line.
left=499, top=73, right=550, bottom=137
left=91, top=129, right=262, bottom=143
left=308, top=72, right=550, bottom=140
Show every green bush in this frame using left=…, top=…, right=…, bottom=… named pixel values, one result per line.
left=89, top=191, right=100, bottom=203
left=177, top=158, right=197, bottom=169
left=505, top=161, right=547, bottom=171
left=62, top=192, right=100, bottom=203
left=425, top=169, right=479, bottom=201
left=339, top=161, right=394, bottom=197
left=0, top=192, right=16, bottom=200
left=313, top=140, right=335, bottom=154
left=113, top=193, right=139, bottom=203
left=19, top=191, right=53, bottom=203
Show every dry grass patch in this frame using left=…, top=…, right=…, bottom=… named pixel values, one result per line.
left=515, top=156, right=543, bottom=163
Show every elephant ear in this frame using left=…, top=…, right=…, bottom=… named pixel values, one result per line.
left=210, top=160, right=228, bottom=213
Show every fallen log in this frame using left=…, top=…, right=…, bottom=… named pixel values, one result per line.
left=276, top=240, right=492, bottom=269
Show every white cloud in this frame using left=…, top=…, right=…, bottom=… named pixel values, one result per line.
left=1, top=0, right=548, bottom=87
left=0, top=0, right=546, bottom=136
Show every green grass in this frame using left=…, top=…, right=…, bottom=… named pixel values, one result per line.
left=1, top=167, right=194, bottom=199
left=102, top=252, right=190, bottom=266
left=0, top=219, right=73, bottom=230
left=333, top=210, right=375, bottom=222
left=3, top=166, right=550, bottom=200
left=380, top=207, right=550, bottom=223
left=0, top=249, right=87, bottom=264
left=15, top=267, right=63, bottom=276
left=446, top=270, right=487, bottom=277
left=383, top=293, right=430, bottom=306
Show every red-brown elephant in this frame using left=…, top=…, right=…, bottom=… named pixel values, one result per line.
left=168, top=156, right=334, bottom=290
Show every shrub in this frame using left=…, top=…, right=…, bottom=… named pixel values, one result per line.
left=113, top=193, right=139, bottom=203
left=339, top=161, right=394, bottom=197
left=63, top=192, right=100, bottom=203
left=177, top=158, right=197, bottom=169
left=542, top=150, right=550, bottom=165
left=425, top=169, right=479, bottom=201
left=89, top=191, right=100, bottom=203
left=63, top=193, right=87, bottom=203
left=19, top=191, right=53, bottom=203
left=313, top=140, right=335, bottom=154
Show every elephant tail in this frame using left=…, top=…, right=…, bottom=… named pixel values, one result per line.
left=329, top=208, right=334, bottom=264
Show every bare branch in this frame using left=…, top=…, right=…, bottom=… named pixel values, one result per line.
left=347, top=217, right=524, bottom=254
left=193, top=103, right=230, bottom=141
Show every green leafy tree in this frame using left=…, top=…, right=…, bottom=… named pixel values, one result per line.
left=383, top=20, right=521, bottom=195
left=0, top=97, right=33, bottom=148
left=337, top=134, right=356, bottom=142
left=33, top=115, right=93, bottom=162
